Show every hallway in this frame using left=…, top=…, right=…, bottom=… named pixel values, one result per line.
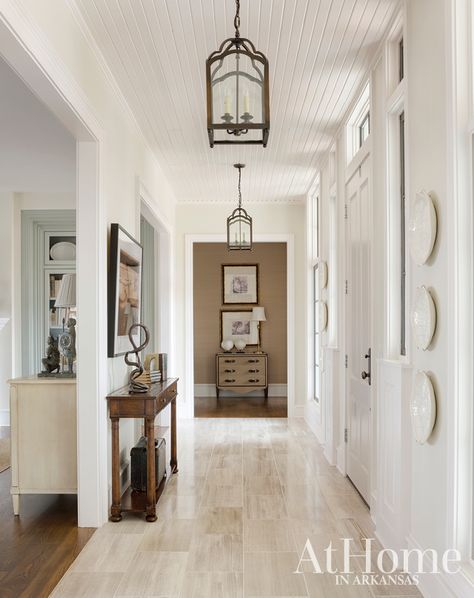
left=51, top=418, right=421, bottom=597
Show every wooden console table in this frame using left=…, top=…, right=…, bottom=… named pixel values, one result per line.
left=106, top=378, right=178, bottom=522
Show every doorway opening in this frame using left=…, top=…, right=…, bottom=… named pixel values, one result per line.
left=184, top=234, right=296, bottom=419
left=193, top=242, right=288, bottom=418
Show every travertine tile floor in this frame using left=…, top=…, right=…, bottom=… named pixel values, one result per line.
left=51, top=418, right=422, bottom=597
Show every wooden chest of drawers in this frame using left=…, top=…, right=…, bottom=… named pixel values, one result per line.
left=216, top=353, right=268, bottom=398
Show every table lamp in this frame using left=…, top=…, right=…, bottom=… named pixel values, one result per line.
left=251, top=306, right=266, bottom=353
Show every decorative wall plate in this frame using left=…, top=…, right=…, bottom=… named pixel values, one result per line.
left=319, top=301, right=328, bottom=332
left=319, top=261, right=328, bottom=289
left=50, top=241, right=76, bottom=261
left=409, top=191, right=437, bottom=265
left=410, top=371, right=436, bottom=444
left=411, top=286, right=436, bottom=350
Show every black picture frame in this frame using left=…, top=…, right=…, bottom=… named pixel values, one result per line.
left=108, top=223, right=143, bottom=357
left=222, top=264, right=259, bottom=305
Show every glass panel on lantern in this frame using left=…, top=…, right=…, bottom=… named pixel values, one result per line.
left=211, top=58, right=237, bottom=127
left=228, top=211, right=252, bottom=250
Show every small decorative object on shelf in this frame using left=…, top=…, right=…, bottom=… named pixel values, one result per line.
left=133, top=353, right=162, bottom=386
left=158, top=353, right=168, bottom=381
left=38, top=336, right=60, bottom=377
left=221, top=339, right=234, bottom=352
left=124, top=323, right=150, bottom=394
left=59, top=318, right=77, bottom=376
left=235, top=339, right=246, bottom=352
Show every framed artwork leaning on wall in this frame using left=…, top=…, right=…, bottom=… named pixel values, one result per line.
left=222, top=264, right=259, bottom=304
left=108, top=223, right=143, bottom=357
left=221, top=309, right=259, bottom=346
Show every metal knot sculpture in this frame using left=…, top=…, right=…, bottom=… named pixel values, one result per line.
left=124, top=323, right=150, bottom=394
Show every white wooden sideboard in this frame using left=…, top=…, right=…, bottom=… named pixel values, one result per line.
left=8, top=376, right=77, bottom=515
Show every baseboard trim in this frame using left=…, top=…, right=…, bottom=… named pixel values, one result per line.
left=405, top=534, right=460, bottom=598
left=194, top=383, right=287, bottom=398
left=0, top=409, right=10, bottom=427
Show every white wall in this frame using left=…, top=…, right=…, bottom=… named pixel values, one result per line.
left=174, top=203, right=306, bottom=418
left=305, top=2, right=462, bottom=596
left=0, top=0, right=177, bottom=526
left=0, top=57, right=76, bottom=193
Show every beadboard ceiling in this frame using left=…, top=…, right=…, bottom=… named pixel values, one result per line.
left=74, top=0, right=398, bottom=204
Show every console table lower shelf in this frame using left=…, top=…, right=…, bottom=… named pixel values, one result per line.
left=106, top=378, right=178, bottom=522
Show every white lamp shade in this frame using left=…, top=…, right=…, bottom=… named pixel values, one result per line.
left=54, top=273, right=76, bottom=308
left=251, top=306, right=266, bottom=322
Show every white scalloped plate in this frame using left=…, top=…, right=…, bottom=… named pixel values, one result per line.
left=411, top=286, right=437, bottom=350
left=409, top=191, right=437, bottom=265
left=410, top=371, right=436, bottom=444
left=319, top=261, right=328, bottom=289
left=319, top=301, right=328, bottom=332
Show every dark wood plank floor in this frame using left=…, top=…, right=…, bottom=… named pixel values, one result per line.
left=0, top=428, right=94, bottom=598
left=195, top=396, right=287, bottom=418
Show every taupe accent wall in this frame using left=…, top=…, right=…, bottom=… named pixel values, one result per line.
left=193, top=242, right=287, bottom=384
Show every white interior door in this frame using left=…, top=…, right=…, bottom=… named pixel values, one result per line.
left=345, top=156, right=371, bottom=504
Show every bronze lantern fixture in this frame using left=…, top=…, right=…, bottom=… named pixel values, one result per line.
left=227, top=164, right=252, bottom=250
left=206, top=0, right=270, bottom=147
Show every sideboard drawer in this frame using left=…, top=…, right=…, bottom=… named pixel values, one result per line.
left=216, top=353, right=268, bottom=394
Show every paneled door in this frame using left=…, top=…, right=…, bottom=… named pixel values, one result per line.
left=345, top=156, right=371, bottom=504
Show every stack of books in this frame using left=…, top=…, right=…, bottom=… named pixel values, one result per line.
left=149, top=370, right=161, bottom=383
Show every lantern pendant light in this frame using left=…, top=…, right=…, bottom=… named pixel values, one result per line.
left=227, top=164, right=252, bottom=251
left=206, top=0, right=270, bottom=147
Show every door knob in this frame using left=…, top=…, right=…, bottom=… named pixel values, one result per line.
left=361, top=371, right=370, bottom=380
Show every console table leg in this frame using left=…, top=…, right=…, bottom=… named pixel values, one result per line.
left=110, top=417, right=122, bottom=522
left=146, top=418, right=157, bottom=522
left=170, top=396, right=178, bottom=473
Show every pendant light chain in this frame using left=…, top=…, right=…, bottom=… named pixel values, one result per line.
left=237, top=164, right=242, bottom=208
left=234, top=0, right=241, bottom=38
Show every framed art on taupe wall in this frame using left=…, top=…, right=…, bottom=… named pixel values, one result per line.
left=221, top=310, right=259, bottom=346
left=108, top=223, right=143, bottom=357
left=222, top=264, right=259, bottom=304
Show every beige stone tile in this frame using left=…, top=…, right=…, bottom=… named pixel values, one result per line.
left=317, top=475, right=357, bottom=497
left=206, top=467, right=243, bottom=486
left=115, top=551, right=187, bottom=596
left=210, top=454, right=244, bottom=470
left=180, top=571, right=243, bottom=598
left=244, top=494, right=288, bottom=520
left=244, top=519, right=296, bottom=552
left=212, top=442, right=243, bottom=456
left=187, top=533, right=243, bottom=573
left=196, top=506, right=243, bottom=535
left=326, top=495, right=370, bottom=521
left=284, top=486, right=331, bottom=521
left=244, top=457, right=278, bottom=477
left=244, top=551, right=308, bottom=596
left=201, top=483, right=243, bottom=508
left=156, top=494, right=202, bottom=519
left=243, top=446, right=274, bottom=460
left=69, top=532, right=142, bottom=573
left=100, top=518, right=148, bottom=535
left=139, top=519, right=195, bottom=551
left=244, top=475, right=283, bottom=496
left=164, top=474, right=205, bottom=497
left=304, top=572, right=373, bottom=598
left=50, top=571, right=123, bottom=597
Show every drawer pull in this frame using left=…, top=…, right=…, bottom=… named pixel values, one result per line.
left=224, top=359, right=236, bottom=363
left=248, top=369, right=259, bottom=373
left=225, top=379, right=236, bottom=383
left=224, top=369, right=236, bottom=373
left=248, top=359, right=260, bottom=363
left=248, top=379, right=260, bottom=383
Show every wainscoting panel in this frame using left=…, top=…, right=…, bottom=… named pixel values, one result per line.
left=375, top=359, right=412, bottom=553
